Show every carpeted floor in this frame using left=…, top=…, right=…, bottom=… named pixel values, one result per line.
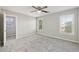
left=0, top=34, right=79, bottom=52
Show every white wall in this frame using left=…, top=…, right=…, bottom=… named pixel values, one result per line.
left=16, top=14, right=36, bottom=38
left=4, top=10, right=36, bottom=39
left=37, top=8, right=79, bottom=43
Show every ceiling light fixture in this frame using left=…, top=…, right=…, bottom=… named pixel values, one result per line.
left=37, top=10, right=41, bottom=13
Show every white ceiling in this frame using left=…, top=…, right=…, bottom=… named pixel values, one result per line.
left=0, top=6, right=77, bottom=17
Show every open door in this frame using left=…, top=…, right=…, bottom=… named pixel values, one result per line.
left=0, top=12, right=5, bottom=46
left=0, top=11, right=16, bottom=46
left=0, top=11, right=6, bottom=46
left=0, top=13, right=4, bottom=46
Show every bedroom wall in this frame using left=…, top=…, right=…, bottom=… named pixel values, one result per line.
left=16, top=14, right=36, bottom=38
left=37, top=8, right=79, bottom=43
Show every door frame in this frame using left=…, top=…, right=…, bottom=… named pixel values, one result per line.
left=3, top=12, right=6, bottom=46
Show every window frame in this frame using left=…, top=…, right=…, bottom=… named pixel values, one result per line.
left=59, top=14, right=74, bottom=35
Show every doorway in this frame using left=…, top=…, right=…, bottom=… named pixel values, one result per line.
left=6, top=15, right=16, bottom=40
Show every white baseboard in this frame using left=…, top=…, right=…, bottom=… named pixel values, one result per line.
left=37, top=32, right=79, bottom=44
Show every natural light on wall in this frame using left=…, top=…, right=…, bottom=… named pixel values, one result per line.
left=60, top=14, right=74, bottom=34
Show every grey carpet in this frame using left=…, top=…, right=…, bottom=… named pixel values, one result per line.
left=0, top=34, right=79, bottom=52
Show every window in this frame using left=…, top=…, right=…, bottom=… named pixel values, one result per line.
left=60, top=14, right=74, bottom=34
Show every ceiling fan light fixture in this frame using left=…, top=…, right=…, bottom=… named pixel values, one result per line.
left=37, top=10, right=41, bottom=13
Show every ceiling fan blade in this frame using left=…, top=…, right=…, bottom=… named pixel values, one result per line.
left=41, top=6, right=47, bottom=9
left=32, top=6, right=48, bottom=10
left=32, top=6, right=39, bottom=10
left=41, top=10, right=49, bottom=13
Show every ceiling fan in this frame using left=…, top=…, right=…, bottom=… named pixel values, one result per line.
left=31, top=6, right=49, bottom=13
